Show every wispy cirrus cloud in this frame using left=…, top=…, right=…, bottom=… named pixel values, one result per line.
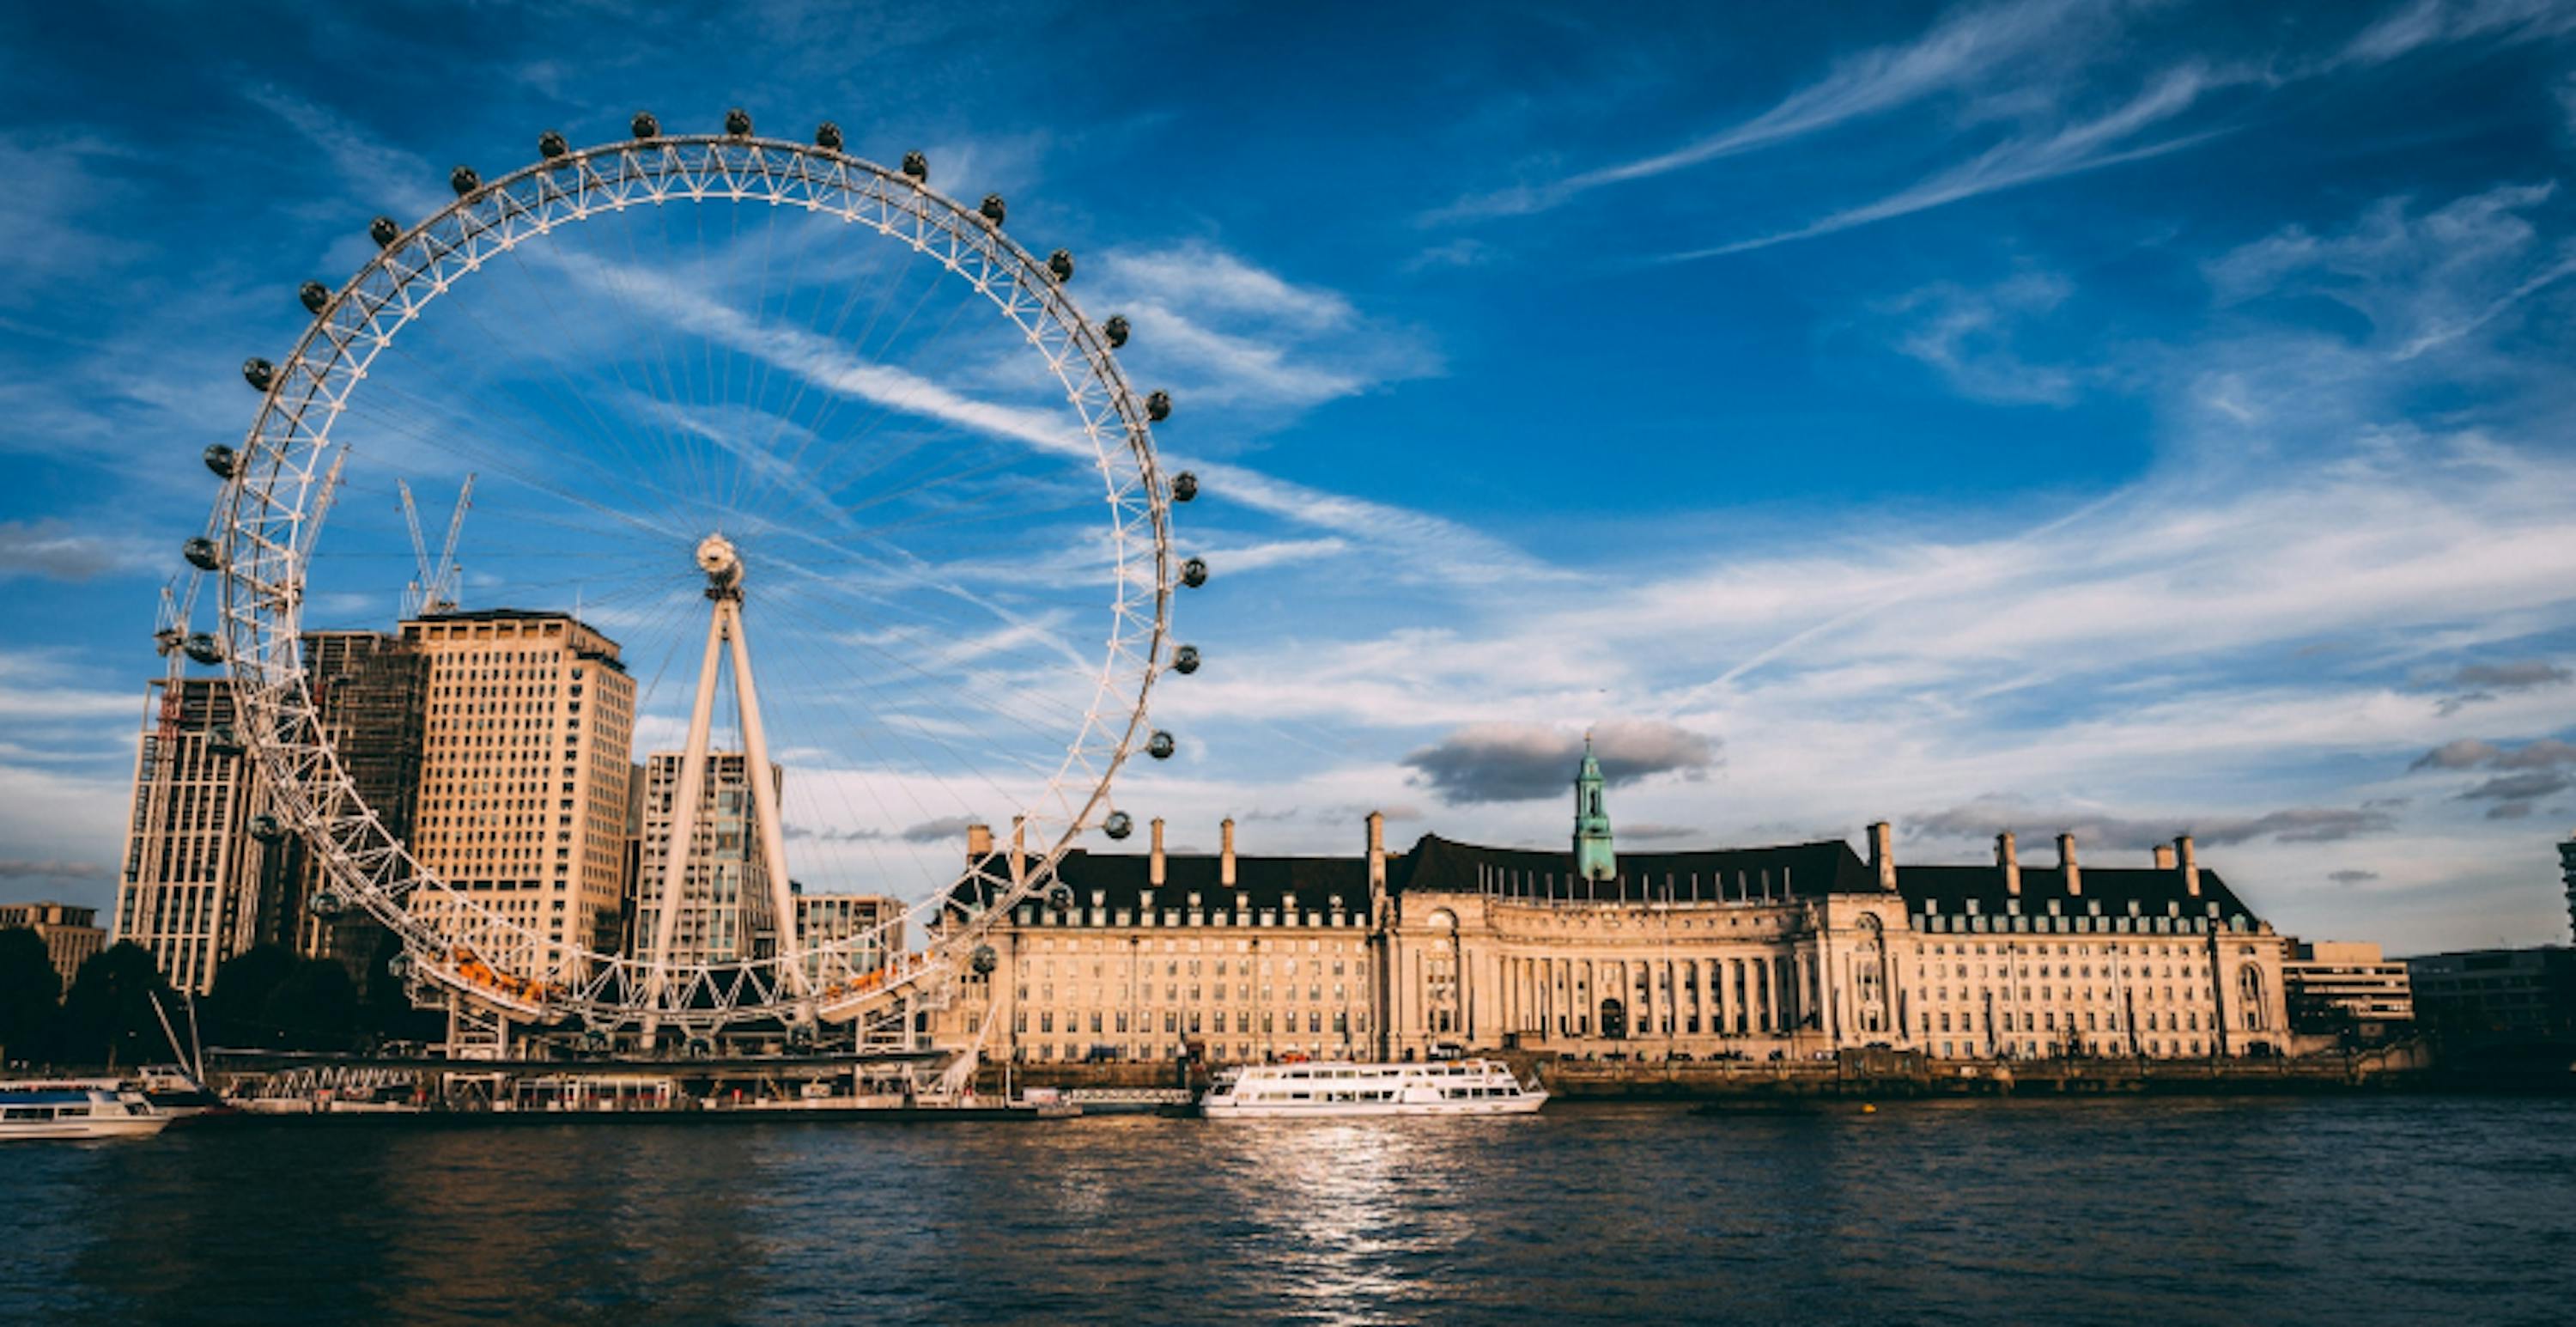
left=1668, top=62, right=2235, bottom=259
left=1884, top=271, right=2086, bottom=405
left=1428, top=0, right=2102, bottom=222
left=2332, top=0, right=2576, bottom=70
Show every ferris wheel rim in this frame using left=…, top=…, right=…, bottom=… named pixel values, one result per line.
left=207, top=125, right=1180, bottom=1034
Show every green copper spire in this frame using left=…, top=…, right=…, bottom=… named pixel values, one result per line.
left=1574, top=731, right=1616, bottom=881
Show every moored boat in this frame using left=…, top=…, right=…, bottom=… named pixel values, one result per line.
left=1200, top=1060, right=1546, bottom=1118
left=0, top=1080, right=175, bottom=1140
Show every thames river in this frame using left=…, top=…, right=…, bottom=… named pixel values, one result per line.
left=4, top=1096, right=2571, bottom=1324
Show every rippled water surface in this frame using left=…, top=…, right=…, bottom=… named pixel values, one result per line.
left=4, top=1096, right=2572, bottom=1324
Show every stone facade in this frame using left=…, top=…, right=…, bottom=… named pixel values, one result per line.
left=401, top=610, right=636, bottom=977
left=942, top=762, right=2298, bottom=1068
left=0, top=900, right=106, bottom=995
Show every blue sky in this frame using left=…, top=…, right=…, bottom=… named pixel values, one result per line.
left=4, top=0, right=2575, bottom=953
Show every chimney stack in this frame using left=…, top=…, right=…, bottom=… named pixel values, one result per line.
left=2153, top=843, right=2176, bottom=870
left=2176, top=834, right=2200, bottom=898
left=1366, top=811, right=1387, bottom=892
left=2057, top=832, right=2081, bottom=897
left=1996, top=831, right=2021, bottom=896
left=967, top=821, right=993, bottom=860
left=1220, top=817, right=1237, bottom=888
left=1869, top=821, right=1896, bottom=892
left=1009, top=816, right=1027, bottom=886
left=1149, top=817, right=1166, bottom=887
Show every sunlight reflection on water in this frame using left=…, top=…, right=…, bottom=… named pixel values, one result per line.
left=5, top=1097, right=2573, bottom=1325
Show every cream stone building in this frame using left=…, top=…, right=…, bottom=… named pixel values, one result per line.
left=401, top=610, right=635, bottom=977
left=944, top=750, right=2297, bottom=1067
left=0, top=901, right=106, bottom=994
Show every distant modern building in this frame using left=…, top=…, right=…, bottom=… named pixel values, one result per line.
left=2560, top=831, right=2575, bottom=942
left=2283, top=940, right=2414, bottom=1037
left=286, top=630, right=429, bottom=986
left=939, top=760, right=2298, bottom=1068
left=2405, top=947, right=2576, bottom=1040
left=401, top=610, right=635, bottom=979
left=793, top=888, right=905, bottom=980
left=631, top=751, right=781, bottom=965
left=112, top=677, right=283, bottom=993
left=0, top=901, right=106, bottom=995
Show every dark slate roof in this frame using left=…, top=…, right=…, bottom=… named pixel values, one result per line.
left=1893, top=863, right=2257, bottom=920
left=1006, top=848, right=1373, bottom=914
left=1395, top=833, right=1881, bottom=900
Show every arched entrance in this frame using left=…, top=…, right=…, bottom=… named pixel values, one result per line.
left=1599, top=997, right=1627, bottom=1040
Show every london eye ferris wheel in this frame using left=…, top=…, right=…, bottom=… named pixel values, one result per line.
left=178, top=110, right=1208, bottom=1040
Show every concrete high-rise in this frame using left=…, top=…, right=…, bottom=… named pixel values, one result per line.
left=287, top=630, right=429, bottom=985
left=402, top=611, right=635, bottom=978
left=112, top=677, right=281, bottom=993
left=633, top=752, right=781, bottom=965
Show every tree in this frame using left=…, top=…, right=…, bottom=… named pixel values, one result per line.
left=206, top=944, right=298, bottom=1046
left=52, top=942, right=178, bottom=1069
left=0, top=927, right=61, bottom=1066
left=360, top=928, right=442, bottom=1048
left=262, top=957, right=358, bottom=1050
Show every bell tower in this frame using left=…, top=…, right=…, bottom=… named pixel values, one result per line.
left=1573, top=733, right=1617, bottom=882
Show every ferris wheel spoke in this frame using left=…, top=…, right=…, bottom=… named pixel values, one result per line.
left=221, top=131, right=1174, bottom=1035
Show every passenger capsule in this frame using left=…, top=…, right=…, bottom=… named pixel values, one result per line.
left=1104, top=810, right=1134, bottom=839
left=241, top=358, right=276, bottom=392
left=184, top=633, right=223, bottom=666
left=901, top=150, right=928, bottom=181
left=1171, top=644, right=1200, bottom=675
left=369, top=216, right=401, bottom=248
left=970, top=944, right=999, bottom=976
left=204, top=443, right=240, bottom=478
left=1145, top=390, right=1172, bottom=423
left=980, top=193, right=1006, bottom=225
left=725, top=107, right=753, bottom=137
left=1103, top=314, right=1130, bottom=349
left=182, top=537, right=222, bottom=571
left=538, top=130, right=568, bottom=159
left=1046, top=883, right=1076, bottom=911
left=386, top=951, right=413, bottom=980
left=815, top=122, right=844, bottom=151
left=449, top=165, right=481, bottom=197
left=1180, top=557, right=1209, bottom=588
left=299, top=281, right=331, bottom=314
left=249, top=813, right=285, bottom=843
left=309, top=890, right=345, bottom=917
left=1048, top=248, right=1075, bottom=282
left=1146, top=730, right=1177, bottom=760
left=631, top=110, right=660, bottom=140
left=1172, top=471, right=1198, bottom=502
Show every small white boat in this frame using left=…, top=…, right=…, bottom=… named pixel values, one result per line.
left=0, top=1080, right=175, bottom=1140
left=1200, top=1060, right=1547, bottom=1118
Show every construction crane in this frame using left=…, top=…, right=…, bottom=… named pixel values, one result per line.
left=398, top=474, right=474, bottom=618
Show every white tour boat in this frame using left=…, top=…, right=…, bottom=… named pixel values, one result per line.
left=0, top=1080, right=175, bottom=1140
left=1200, top=1060, right=1547, bottom=1118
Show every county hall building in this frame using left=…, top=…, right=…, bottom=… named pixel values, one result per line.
left=942, top=743, right=2295, bottom=1067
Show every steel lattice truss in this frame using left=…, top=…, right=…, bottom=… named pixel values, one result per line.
left=210, top=132, right=1176, bottom=1036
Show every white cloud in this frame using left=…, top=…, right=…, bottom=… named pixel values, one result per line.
left=1674, top=63, right=2233, bottom=259
left=1430, top=0, right=2102, bottom=221
left=2333, top=0, right=2576, bottom=70
left=1886, top=271, right=2085, bottom=405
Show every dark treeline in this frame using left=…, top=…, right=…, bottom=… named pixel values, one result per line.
left=0, top=930, right=440, bottom=1069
